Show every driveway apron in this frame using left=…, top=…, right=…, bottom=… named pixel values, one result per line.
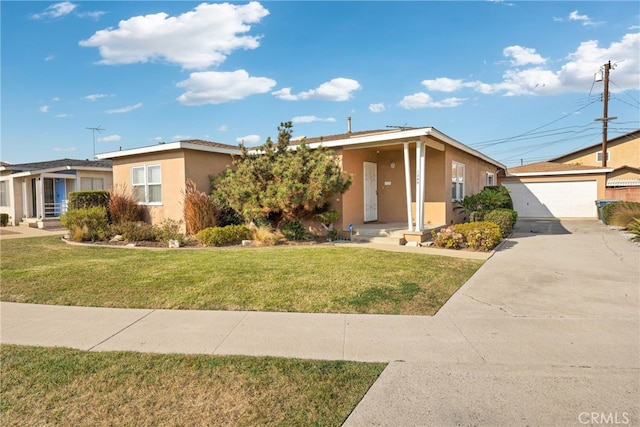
left=344, top=220, right=639, bottom=426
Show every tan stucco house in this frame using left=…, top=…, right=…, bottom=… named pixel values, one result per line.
left=500, top=129, right=639, bottom=218
left=0, top=158, right=113, bottom=227
left=97, top=140, right=241, bottom=227
left=98, top=127, right=506, bottom=240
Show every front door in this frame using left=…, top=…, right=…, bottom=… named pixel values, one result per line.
left=363, top=162, right=378, bottom=222
left=44, top=178, right=55, bottom=217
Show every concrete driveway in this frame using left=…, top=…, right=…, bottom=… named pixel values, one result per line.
left=344, top=219, right=639, bottom=426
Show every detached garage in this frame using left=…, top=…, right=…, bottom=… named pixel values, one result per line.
left=500, top=162, right=612, bottom=219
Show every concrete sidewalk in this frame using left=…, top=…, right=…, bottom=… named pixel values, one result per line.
left=1, top=219, right=639, bottom=426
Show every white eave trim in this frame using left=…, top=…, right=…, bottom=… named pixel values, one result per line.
left=289, top=127, right=506, bottom=170
left=507, top=168, right=613, bottom=177
left=11, top=166, right=111, bottom=177
left=97, top=141, right=241, bottom=159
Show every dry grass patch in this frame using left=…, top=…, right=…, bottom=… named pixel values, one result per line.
left=1, top=345, right=384, bottom=427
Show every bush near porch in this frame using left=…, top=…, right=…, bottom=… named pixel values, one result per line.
left=432, top=221, right=502, bottom=251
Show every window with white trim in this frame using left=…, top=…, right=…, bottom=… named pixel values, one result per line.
left=451, top=161, right=465, bottom=201
left=132, top=164, right=161, bottom=204
left=0, top=181, right=9, bottom=207
left=596, top=151, right=610, bottom=162
left=80, top=177, right=104, bottom=191
left=485, top=172, right=495, bottom=187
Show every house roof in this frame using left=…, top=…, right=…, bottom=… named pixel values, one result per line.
left=549, top=128, right=640, bottom=162
left=0, top=158, right=112, bottom=172
left=507, top=161, right=613, bottom=176
left=97, top=139, right=241, bottom=159
left=293, top=127, right=507, bottom=170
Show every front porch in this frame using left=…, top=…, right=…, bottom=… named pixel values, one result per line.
left=345, top=222, right=445, bottom=246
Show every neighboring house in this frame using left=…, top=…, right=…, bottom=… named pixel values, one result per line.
left=98, top=128, right=506, bottom=241
left=500, top=129, right=639, bottom=218
left=0, top=158, right=113, bottom=227
left=97, top=140, right=241, bottom=227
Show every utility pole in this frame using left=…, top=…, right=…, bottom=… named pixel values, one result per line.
left=85, top=126, right=105, bottom=159
left=594, top=61, right=616, bottom=168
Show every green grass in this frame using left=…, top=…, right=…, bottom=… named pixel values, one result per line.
left=1, top=344, right=384, bottom=427
left=0, top=236, right=483, bottom=315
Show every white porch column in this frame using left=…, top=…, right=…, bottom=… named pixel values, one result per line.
left=415, top=142, right=423, bottom=231
left=21, top=179, right=28, bottom=218
left=37, top=177, right=44, bottom=218
left=418, top=141, right=426, bottom=231
left=403, top=142, right=413, bottom=231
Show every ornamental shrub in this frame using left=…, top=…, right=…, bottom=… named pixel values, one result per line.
left=108, top=185, right=146, bottom=225
left=155, top=218, right=186, bottom=245
left=61, top=206, right=110, bottom=242
left=114, top=221, right=157, bottom=242
left=432, top=221, right=501, bottom=251
left=196, top=225, right=251, bottom=247
left=68, top=191, right=110, bottom=210
left=606, top=202, right=640, bottom=227
left=484, top=208, right=518, bottom=237
left=626, top=218, right=640, bottom=242
left=431, top=227, right=465, bottom=249
left=281, top=220, right=308, bottom=241
left=454, top=221, right=501, bottom=251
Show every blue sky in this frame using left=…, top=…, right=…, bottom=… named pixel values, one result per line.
left=1, top=1, right=639, bottom=167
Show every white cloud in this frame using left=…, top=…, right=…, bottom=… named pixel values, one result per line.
left=45, top=55, right=55, bottom=61
left=292, top=116, right=336, bottom=123
left=503, top=45, right=547, bottom=66
left=177, top=70, right=276, bottom=106
left=369, top=103, right=385, bottom=113
left=79, top=2, right=269, bottom=70
left=217, top=124, right=229, bottom=132
left=53, top=147, right=76, bottom=152
left=409, top=33, right=639, bottom=98
left=236, top=134, right=261, bottom=145
left=55, top=114, right=70, bottom=118
left=31, top=2, right=77, bottom=19
left=97, top=134, right=121, bottom=143
left=273, top=78, right=361, bottom=101
left=421, top=77, right=466, bottom=92
left=84, top=93, right=112, bottom=101
left=172, top=135, right=192, bottom=141
left=569, top=10, right=595, bottom=26
left=399, top=93, right=465, bottom=109
left=106, top=103, right=143, bottom=114
left=39, top=105, right=50, bottom=113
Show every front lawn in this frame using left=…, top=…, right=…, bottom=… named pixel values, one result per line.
left=0, top=236, right=482, bottom=315
left=1, top=344, right=384, bottom=427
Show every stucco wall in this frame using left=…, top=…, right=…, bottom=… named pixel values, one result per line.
left=112, top=150, right=187, bottom=226
left=554, top=136, right=639, bottom=169
left=445, top=145, right=503, bottom=224
left=183, top=150, right=234, bottom=194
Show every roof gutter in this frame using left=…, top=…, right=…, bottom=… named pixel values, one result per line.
left=507, top=168, right=614, bottom=177
left=97, top=141, right=241, bottom=159
left=291, top=127, right=506, bottom=170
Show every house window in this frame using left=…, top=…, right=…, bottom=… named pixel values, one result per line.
left=485, top=172, right=495, bottom=187
left=80, top=177, right=104, bottom=191
left=596, top=151, right=610, bottom=162
left=0, top=181, right=8, bottom=207
left=452, top=161, right=465, bottom=201
left=132, top=164, right=161, bottom=204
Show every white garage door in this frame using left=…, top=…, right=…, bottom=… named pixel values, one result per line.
left=503, top=181, right=597, bottom=218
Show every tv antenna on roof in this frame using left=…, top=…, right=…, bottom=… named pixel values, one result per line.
left=386, top=123, right=410, bottom=130
left=86, top=125, right=105, bottom=159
